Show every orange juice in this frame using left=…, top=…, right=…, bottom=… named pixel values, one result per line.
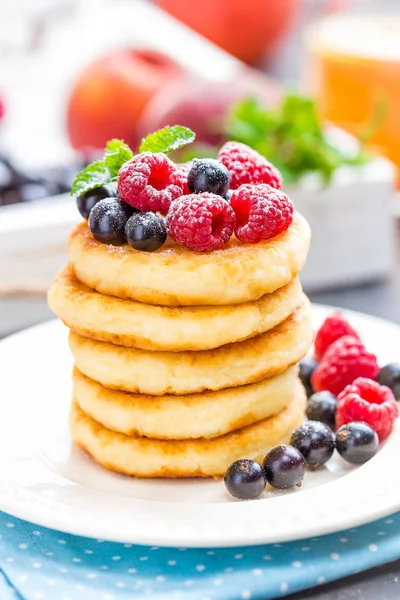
left=305, top=14, right=400, bottom=174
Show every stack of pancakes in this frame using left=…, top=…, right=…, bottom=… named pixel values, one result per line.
left=48, top=212, right=312, bottom=478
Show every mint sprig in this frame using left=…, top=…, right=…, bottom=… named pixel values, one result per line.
left=139, top=125, right=195, bottom=154
left=71, top=126, right=195, bottom=198
left=71, top=161, right=111, bottom=197
left=104, top=139, right=133, bottom=177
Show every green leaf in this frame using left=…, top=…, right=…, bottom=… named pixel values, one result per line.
left=104, top=139, right=133, bottom=177
left=71, top=161, right=111, bottom=197
left=225, top=92, right=371, bottom=184
left=139, top=125, right=195, bottom=154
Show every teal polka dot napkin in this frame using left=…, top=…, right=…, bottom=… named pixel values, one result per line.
left=0, top=511, right=400, bottom=600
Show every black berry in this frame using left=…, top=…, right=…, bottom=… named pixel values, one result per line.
left=307, top=391, right=337, bottom=429
left=224, top=459, right=266, bottom=500
left=299, top=357, right=318, bottom=398
left=225, top=189, right=233, bottom=202
left=88, top=198, right=132, bottom=245
left=77, top=184, right=117, bottom=219
left=291, top=421, right=335, bottom=467
left=187, top=158, right=229, bottom=196
left=125, top=212, right=167, bottom=252
left=335, top=422, right=379, bottom=464
left=377, top=363, right=400, bottom=400
left=263, top=445, right=306, bottom=489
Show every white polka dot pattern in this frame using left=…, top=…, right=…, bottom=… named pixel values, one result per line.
left=0, top=512, right=398, bottom=599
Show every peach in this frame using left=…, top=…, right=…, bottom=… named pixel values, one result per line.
left=155, top=0, right=299, bottom=64
left=67, top=49, right=184, bottom=151
left=138, top=69, right=282, bottom=145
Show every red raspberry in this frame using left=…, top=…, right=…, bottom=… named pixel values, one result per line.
left=230, top=184, right=293, bottom=243
left=118, top=152, right=184, bottom=212
left=218, top=141, right=282, bottom=190
left=166, top=193, right=235, bottom=252
left=175, top=163, right=191, bottom=194
left=337, top=377, right=399, bottom=442
left=314, top=313, right=360, bottom=361
left=311, top=335, right=379, bottom=397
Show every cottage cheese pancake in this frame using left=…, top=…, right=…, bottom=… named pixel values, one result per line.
left=73, top=366, right=298, bottom=440
left=70, top=381, right=306, bottom=478
left=49, top=267, right=303, bottom=351
left=68, top=212, right=310, bottom=306
left=69, top=296, right=312, bottom=395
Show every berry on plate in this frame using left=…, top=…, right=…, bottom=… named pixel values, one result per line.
left=224, top=459, right=266, bottom=500
left=335, top=422, right=379, bottom=464
left=88, top=198, right=133, bottom=245
left=336, top=377, right=399, bottom=442
left=314, top=313, right=360, bottom=361
left=77, top=184, right=117, bottom=219
left=377, top=363, right=400, bottom=400
left=118, top=152, right=185, bottom=213
left=291, top=421, right=335, bottom=467
left=299, top=357, right=318, bottom=398
left=187, top=158, right=230, bottom=196
left=311, top=335, right=379, bottom=397
left=230, top=184, right=294, bottom=243
left=125, top=212, right=167, bottom=252
left=306, top=391, right=337, bottom=429
left=166, top=193, right=235, bottom=252
left=263, top=444, right=306, bottom=489
left=218, top=141, right=282, bottom=190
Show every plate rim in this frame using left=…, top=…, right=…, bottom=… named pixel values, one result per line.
left=1, top=305, right=400, bottom=548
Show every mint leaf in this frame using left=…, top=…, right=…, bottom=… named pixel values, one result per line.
left=139, top=125, right=195, bottom=154
left=104, top=139, right=133, bottom=177
left=71, top=161, right=111, bottom=197
left=226, top=93, right=370, bottom=184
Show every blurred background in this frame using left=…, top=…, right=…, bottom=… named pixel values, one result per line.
left=1, top=0, right=400, bottom=336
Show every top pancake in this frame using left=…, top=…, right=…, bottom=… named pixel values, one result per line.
left=69, top=212, right=310, bottom=306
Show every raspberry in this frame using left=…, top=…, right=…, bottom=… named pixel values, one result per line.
left=314, top=313, right=360, bottom=361
left=166, top=193, right=235, bottom=252
left=337, top=377, right=399, bottom=442
left=118, top=152, right=184, bottom=212
left=311, top=335, right=379, bottom=397
left=230, top=184, right=293, bottom=243
left=218, top=141, right=282, bottom=190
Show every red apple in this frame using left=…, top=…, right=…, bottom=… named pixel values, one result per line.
left=155, top=0, right=299, bottom=64
left=138, top=69, right=282, bottom=145
left=67, top=49, right=184, bottom=151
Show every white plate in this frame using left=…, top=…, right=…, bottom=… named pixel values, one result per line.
left=0, top=305, right=400, bottom=548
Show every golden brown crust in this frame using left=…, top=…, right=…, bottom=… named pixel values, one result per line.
left=69, top=296, right=313, bottom=395
left=73, top=365, right=298, bottom=440
left=68, top=213, right=310, bottom=306
left=70, top=381, right=306, bottom=478
left=48, top=267, right=303, bottom=351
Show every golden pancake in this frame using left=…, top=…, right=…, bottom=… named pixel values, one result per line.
left=70, top=296, right=312, bottom=395
left=73, top=365, right=298, bottom=440
left=49, top=267, right=303, bottom=351
left=68, top=212, right=310, bottom=306
left=70, top=381, right=306, bottom=478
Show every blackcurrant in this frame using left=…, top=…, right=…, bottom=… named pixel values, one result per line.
left=377, top=363, right=400, bottom=400
left=306, top=391, right=337, bottom=429
left=125, top=212, right=167, bottom=252
left=224, top=459, right=266, bottom=500
left=291, top=421, right=335, bottom=467
left=77, top=184, right=117, bottom=219
left=335, top=422, right=379, bottom=464
left=263, top=445, right=306, bottom=489
left=299, top=357, right=318, bottom=398
left=88, top=198, right=132, bottom=245
left=187, top=159, right=229, bottom=196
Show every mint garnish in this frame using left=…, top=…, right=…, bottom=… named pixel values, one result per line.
left=71, top=161, right=111, bottom=197
left=71, top=126, right=195, bottom=198
left=139, top=125, right=195, bottom=154
left=104, top=139, right=133, bottom=178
